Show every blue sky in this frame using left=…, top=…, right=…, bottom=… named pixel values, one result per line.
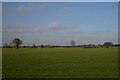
left=2, top=2, right=118, bottom=46
left=2, top=0, right=120, bottom=2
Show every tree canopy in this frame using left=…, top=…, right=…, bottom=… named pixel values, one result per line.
left=103, top=42, right=113, bottom=48
left=12, top=38, right=22, bottom=49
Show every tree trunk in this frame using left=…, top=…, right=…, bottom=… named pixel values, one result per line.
left=16, top=44, right=19, bottom=49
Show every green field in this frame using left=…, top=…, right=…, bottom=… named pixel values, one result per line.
left=2, top=47, right=118, bottom=78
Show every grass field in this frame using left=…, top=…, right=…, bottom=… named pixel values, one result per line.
left=2, top=47, right=118, bottom=78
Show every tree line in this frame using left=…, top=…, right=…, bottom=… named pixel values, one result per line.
left=3, top=38, right=119, bottom=49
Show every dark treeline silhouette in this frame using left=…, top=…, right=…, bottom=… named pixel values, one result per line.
left=3, top=43, right=120, bottom=48
left=2, top=38, right=119, bottom=48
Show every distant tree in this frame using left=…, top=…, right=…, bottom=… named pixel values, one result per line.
left=4, top=43, right=8, bottom=48
left=98, top=44, right=103, bottom=48
left=71, top=40, right=76, bottom=47
left=103, top=42, right=113, bottom=48
left=41, top=45, right=44, bottom=48
left=32, top=44, right=36, bottom=48
left=45, top=44, right=52, bottom=48
left=12, top=38, right=22, bottom=49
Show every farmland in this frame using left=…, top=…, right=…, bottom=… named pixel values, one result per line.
left=2, top=47, right=118, bottom=78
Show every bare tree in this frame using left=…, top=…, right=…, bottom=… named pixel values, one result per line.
left=32, top=44, right=36, bottom=48
left=4, top=43, right=8, bottom=48
left=71, top=40, right=76, bottom=47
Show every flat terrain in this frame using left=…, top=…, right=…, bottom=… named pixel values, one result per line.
left=2, top=47, right=118, bottom=78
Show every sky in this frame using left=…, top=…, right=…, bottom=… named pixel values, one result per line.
left=2, top=0, right=120, bottom=2
left=2, top=2, right=118, bottom=46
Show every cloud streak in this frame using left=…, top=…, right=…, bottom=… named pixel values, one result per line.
left=63, top=7, right=77, bottom=11
left=3, top=25, right=43, bottom=33
left=2, top=3, right=50, bottom=14
left=3, top=5, right=32, bottom=13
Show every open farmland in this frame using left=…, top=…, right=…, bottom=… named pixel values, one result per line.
left=2, top=47, right=118, bottom=78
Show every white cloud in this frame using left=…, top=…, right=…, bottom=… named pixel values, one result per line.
left=48, top=22, right=63, bottom=29
left=48, top=22, right=80, bottom=33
